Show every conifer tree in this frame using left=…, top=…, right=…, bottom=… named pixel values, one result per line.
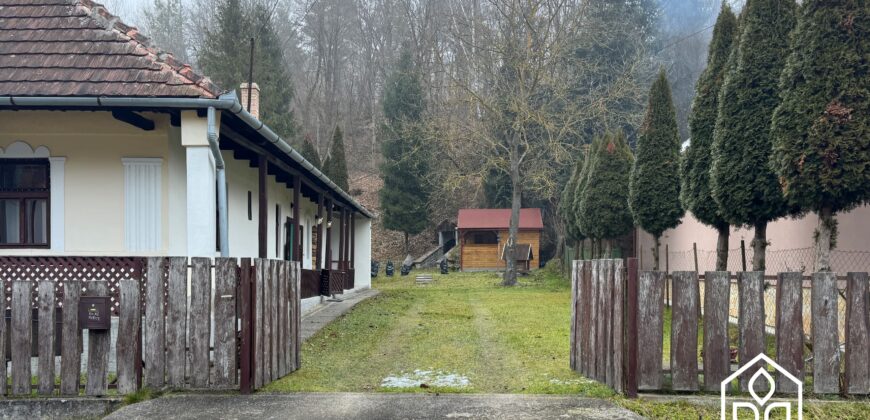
left=710, top=0, right=797, bottom=271
left=630, top=70, right=684, bottom=270
left=559, top=151, right=586, bottom=258
left=771, top=0, right=869, bottom=272
left=681, top=4, right=738, bottom=271
left=298, top=134, right=322, bottom=170
left=580, top=132, right=635, bottom=257
left=380, top=47, right=430, bottom=255
left=323, top=126, right=349, bottom=191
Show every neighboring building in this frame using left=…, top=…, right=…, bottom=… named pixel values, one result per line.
left=457, top=208, right=543, bottom=271
left=0, top=0, right=372, bottom=313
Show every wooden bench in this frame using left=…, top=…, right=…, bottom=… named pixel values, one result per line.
left=415, top=274, right=434, bottom=285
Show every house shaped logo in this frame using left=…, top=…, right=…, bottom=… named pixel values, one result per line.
left=720, top=353, right=803, bottom=420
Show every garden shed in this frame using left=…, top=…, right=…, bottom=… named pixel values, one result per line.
left=457, top=208, right=543, bottom=271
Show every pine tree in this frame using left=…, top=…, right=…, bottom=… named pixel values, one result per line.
left=199, top=0, right=297, bottom=139
left=771, top=0, right=869, bottom=272
left=323, top=126, right=349, bottom=191
left=298, top=134, right=322, bottom=169
left=710, top=0, right=797, bottom=271
left=630, top=70, right=684, bottom=270
left=574, top=139, right=599, bottom=256
left=559, top=151, right=586, bottom=259
left=380, top=47, right=430, bottom=255
left=142, top=0, right=190, bottom=63
left=681, top=4, right=738, bottom=271
left=580, top=132, right=635, bottom=257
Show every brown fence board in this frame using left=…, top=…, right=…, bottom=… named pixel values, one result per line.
left=239, top=258, right=253, bottom=394
left=85, top=281, right=110, bottom=396
left=737, top=271, right=765, bottom=392
left=165, top=257, right=187, bottom=388
left=60, top=280, right=81, bottom=395
left=38, top=280, right=56, bottom=395
left=671, top=271, right=699, bottom=391
left=812, top=271, right=840, bottom=394
left=603, top=260, right=614, bottom=387
left=775, top=272, right=804, bottom=394
left=590, top=260, right=601, bottom=381
left=11, top=281, right=32, bottom=395
left=570, top=261, right=579, bottom=372
left=213, top=258, right=237, bottom=387
left=255, top=259, right=265, bottom=389
left=144, top=257, right=166, bottom=389
left=189, top=257, right=211, bottom=388
left=624, top=258, right=638, bottom=398
left=117, top=279, right=140, bottom=394
left=637, top=271, right=664, bottom=390
left=293, top=261, right=301, bottom=371
left=582, top=261, right=592, bottom=378
left=703, top=271, right=730, bottom=392
left=277, top=260, right=287, bottom=377
left=845, top=272, right=869, bottom=395
left=270, top=260, right=279, bottom=381
left=612, top=259, right=625, bottom=393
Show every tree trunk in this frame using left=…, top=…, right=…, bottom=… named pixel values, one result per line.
left=652, top=234, right=661, bottom=271
left=404, top=231, right=410, bottom=257
left=751, top=221, right=767, bottom=271
left=605, top=239, right=613, bottom=258
left=574, top=240, right=580, bottom=260
left=815, top=206, right=836, bottom=272
left=715, top=224, right=729, bottom=271
left=503, top=160, right=521, bottom=286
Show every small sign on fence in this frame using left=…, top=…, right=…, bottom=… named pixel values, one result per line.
left=78, top=296, right=110, bottom=330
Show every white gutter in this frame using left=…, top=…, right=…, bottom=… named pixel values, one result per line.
left=0, top=95, right=373, bottom=218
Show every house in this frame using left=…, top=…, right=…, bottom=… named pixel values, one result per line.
left=457, top=208, right=543, bottom=271
left=0, top=0, right=371, bottom=313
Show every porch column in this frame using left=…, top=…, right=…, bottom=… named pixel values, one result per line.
left=325, top=198, right=333, bottom=270
left=316, top=194, right=324, bottom=270
left=48, top=157, right=65, bottom=252
left=181, top=111, right=216, bottom=257
left=350, top=212, right=355, bottom=269
left=293, top=176, right=301, bottom=261
left=338, top=206, right=346, bottom=270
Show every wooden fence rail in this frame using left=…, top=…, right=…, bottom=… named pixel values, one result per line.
left=571, top=258, right=870, bottom=396
left=0, top=256, right=300, bottom=396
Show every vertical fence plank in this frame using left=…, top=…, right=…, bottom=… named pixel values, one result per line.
left=264, top=260, right=273, bottom=383
left=581, top=261, right=592, bottom=378
left=214, top=258, right=238, bottom=387
left=145, top=257, right=166, bottom=388
left=570, top=260, right=579, bottom=372
left=612, top=259, right=625, bottom=394
left=738, top=271, right=765, bottom=392
left=775, top=272, right=804, bottom=393
left=276, top=260, right=286, bottom=377
left=0, top=280, right=5, bottom=396
left=575, top=261, right=585, bottom=375
left=624, top=258, right=639, bottom=398
left=812, top=271, right=840, bottom=394
left=270, top=260, right=279, bottom=380
left=603, top=260, right=614, bottom=388
left=671, top=271, right=699, bottom=391
left=85, top=281, right=110, bottom=396
left=60, top=280, right=81, bottom=395
left=189, top=257, right=211, bottom=388
left=293, top=261, right=301, bottom=371
left=637, top=271, right=664, bottom=390
left=703, top=272, right=730, bottom=392
left=589, top=260, right=600, bottom=381
left=845, top=272, right=869, bottom=395
left=255, top=259, right=265, bottom=389
left=117, top=279, right=141, bottom=394
left=11, top=281, right=32, bottom=395
left=165, top=257, right=187, bottom=388
left=239, top=258, right=253, bottom=393
left=37, top=280, right=56, bottom=395
left=283, top=260, right=292, bottom=375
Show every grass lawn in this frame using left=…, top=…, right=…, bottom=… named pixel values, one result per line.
left=266, top=266, right=870, bottom=419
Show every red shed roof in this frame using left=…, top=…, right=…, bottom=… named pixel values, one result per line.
left=0, top=0, right=220, bottom=98
left=457, top=208, right=544, bottom=230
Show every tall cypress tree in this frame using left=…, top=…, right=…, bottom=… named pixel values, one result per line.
left=710, top=0, right=797, bottom=271
left=771, top=0, right=869, bottom=272
left=579, top=132, right=635, bottom=257
left=199, top=0, right=297, bottom=138
left=323, top=126, right=349, bottom=191
left=559, top=150, right=586, bottom=259
left=630, top=70, right=684, bottom=270
left=574, top=137, right=601, bottom=256
left=380, top=47, right=430, bottom=255
left=298, top=134, right=322, bottom=169
left=681, top=5, right=738, bottom=271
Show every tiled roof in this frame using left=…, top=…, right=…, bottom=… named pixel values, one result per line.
left=0, top=0, right=220, bottom=98
left=457, top=208, right=544, bottom=230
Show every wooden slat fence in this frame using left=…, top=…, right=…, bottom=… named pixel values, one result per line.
left=0, top=256, right=300, bottom=396
left=571, top=258, right=870, bottom=396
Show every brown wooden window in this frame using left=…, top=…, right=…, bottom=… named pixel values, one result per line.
left=467, top=231, right=498, bottom=245
left=0, top=159, right=50, bottom=248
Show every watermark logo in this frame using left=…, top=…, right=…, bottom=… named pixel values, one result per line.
left=720, top=353, right=802, bottom=420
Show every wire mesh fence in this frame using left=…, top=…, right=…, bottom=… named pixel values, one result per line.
left=666, top=246, right=870, bottom=274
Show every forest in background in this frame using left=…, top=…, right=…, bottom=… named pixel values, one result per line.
left=103, top=0, right=739, bottom=262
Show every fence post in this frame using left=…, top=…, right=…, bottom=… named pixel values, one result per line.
left=812, top=271, right=840, bottom=394
left=740, top=240, right=747, bottom=272
left=239, top=258, right=253, bottom=394
left=624, top=258, right=638, bottom=398
left=11, top=281, right=32, bottom=395
left=845, top=272, right=869, bottom=394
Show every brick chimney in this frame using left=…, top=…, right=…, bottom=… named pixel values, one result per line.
left=239, top=82, right=260, bottom=120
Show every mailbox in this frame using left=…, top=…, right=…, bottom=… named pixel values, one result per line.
left=79, top=296, right=111, bottom=330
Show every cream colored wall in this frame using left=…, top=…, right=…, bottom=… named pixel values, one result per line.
left=638, top=205, right=870, bottom=274
left=0, top=110, right=172, bottom=255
